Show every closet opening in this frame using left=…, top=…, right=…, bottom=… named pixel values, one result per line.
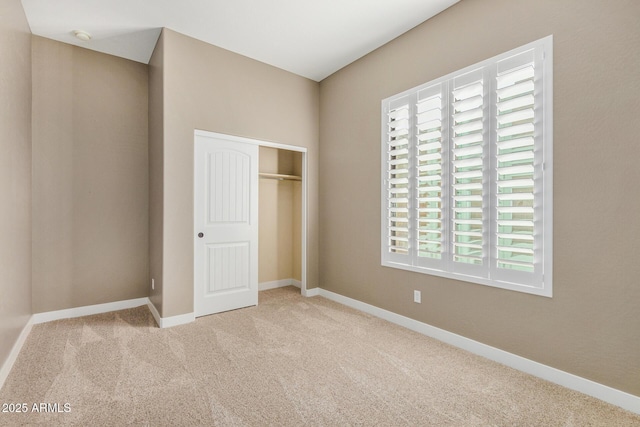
left=258, top=146, right=304, bottom=296
left=194, top=130, right=309, bottom=317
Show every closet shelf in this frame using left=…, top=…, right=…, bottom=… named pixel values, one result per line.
left=259, top=172, right=302, bottom=181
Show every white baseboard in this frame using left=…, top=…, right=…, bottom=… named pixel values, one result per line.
left=0, top=318, right=34, bottom=391
left=317, top=288, right=640, bottom=415
left=259, top=279, right=292, bottom=291
left=304, top=287, right=320, bottom=297
left=147, top=300, right=194, bottom=328
left=147, top=300, right=162, bottom=327
left=32, top=297, right=150, bottom=324
left=259, top=278, right=302, bottom=291
left=31, top=296, right=195, bottom=330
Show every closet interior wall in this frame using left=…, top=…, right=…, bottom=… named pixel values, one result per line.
left=258, top=146, right=302, bottom=288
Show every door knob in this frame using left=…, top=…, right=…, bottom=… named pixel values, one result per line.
left=198, top=232, right=204, bottom=238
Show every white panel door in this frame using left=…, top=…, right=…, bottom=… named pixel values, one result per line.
left=194, top=134, right=258, bottom=317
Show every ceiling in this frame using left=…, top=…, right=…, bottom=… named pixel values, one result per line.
left=21, top=0, right=459, bottom=82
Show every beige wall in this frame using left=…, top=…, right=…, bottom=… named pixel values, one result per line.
left=148, top=31, right=165, bottom=313
left=258, top=147, right=302, bottom=283
left=319, top=0, right=640, bottom=396
left=0, top=0, right=32, bottom=371
left=31, top=37, right=149, bottom=312
left=154, top=29, right=319, bottom=317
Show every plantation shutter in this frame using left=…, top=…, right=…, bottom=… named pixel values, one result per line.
left=415, top=84, right=446, bottom=268
left=450, top=69, right=487, bottom=276
left=491, top=48, right=546, bottom=287
left=382, top=96, right=412, bottom=264
left=381, top=36, right=551, bottom=296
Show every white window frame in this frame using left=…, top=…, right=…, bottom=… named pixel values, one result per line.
left=381, top=36, right=553, bottom=297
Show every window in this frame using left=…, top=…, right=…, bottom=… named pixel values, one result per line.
left=381, top=36, right=552, bottom=297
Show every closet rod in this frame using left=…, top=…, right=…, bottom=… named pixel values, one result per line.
left=259, top=172, right=302, bottom=181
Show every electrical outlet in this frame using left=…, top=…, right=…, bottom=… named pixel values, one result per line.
left=413, top=290, right=421, bottom=304
left=151, top=278, right=155, bottom=290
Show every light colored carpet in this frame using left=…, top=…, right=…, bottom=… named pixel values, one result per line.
left=1, top=286, right=638, bottom=426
